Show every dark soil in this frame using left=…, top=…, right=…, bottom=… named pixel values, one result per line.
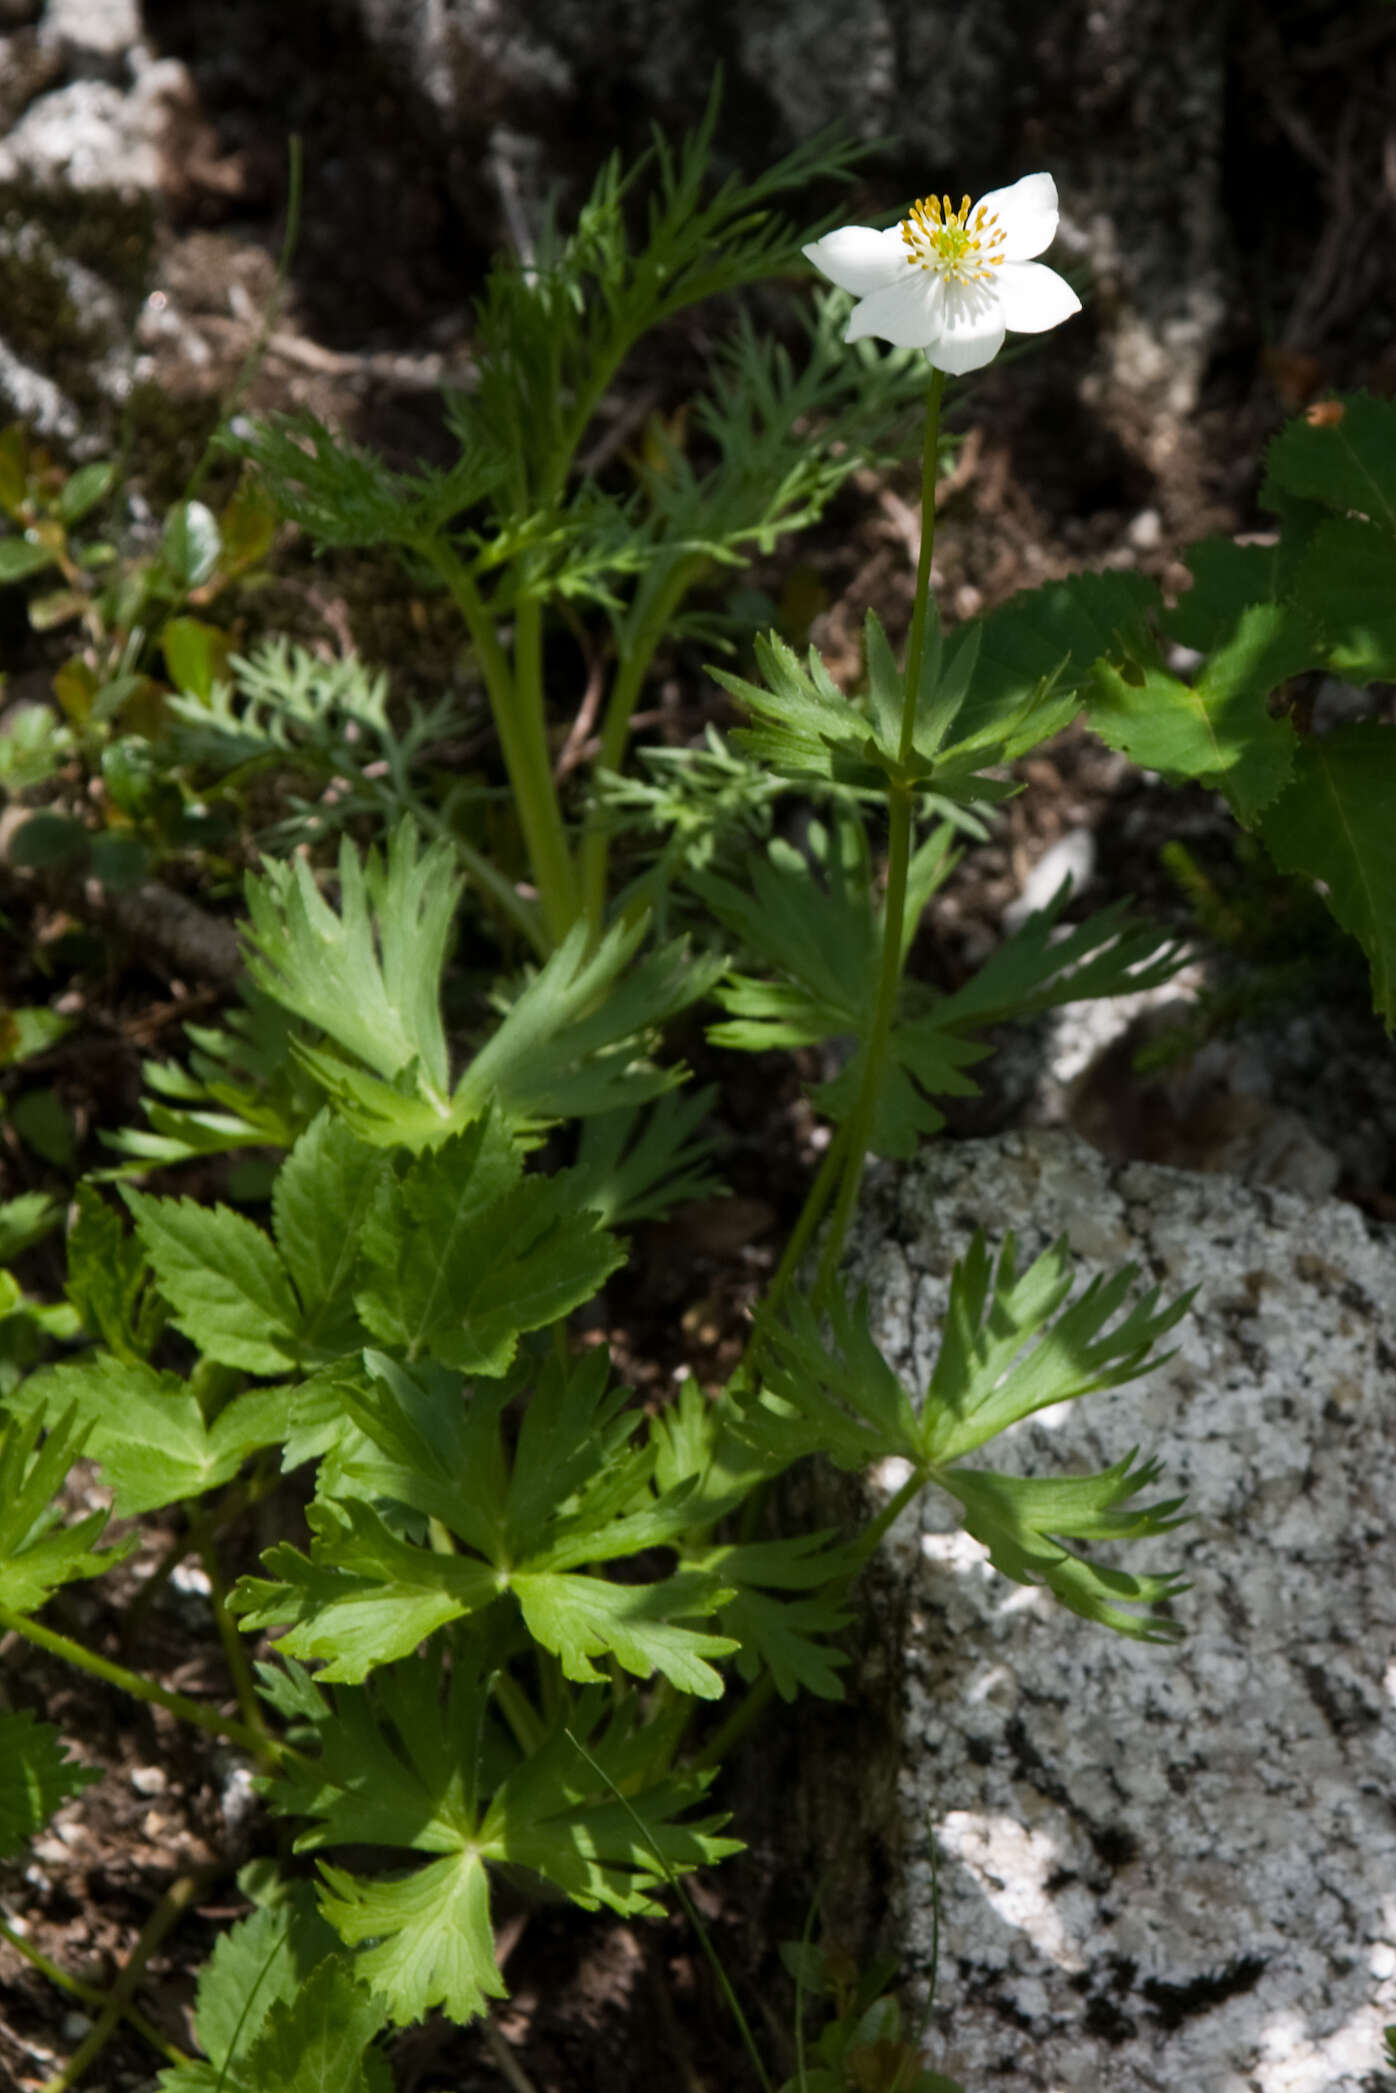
left=2, top=6, right=1395, bottom=2090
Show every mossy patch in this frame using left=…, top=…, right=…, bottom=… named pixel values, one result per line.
left=0, top=179, right=154, bottom=304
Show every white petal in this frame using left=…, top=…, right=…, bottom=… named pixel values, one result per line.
left=844, top=271, right=941, bottom=348
left=802, top=224, right=907, bottom=296
left=974, top=172, right=1059, bottom=261
left=923, top=280, right=1006, bottom=375
left=995, top=260, right=1082, bottom=334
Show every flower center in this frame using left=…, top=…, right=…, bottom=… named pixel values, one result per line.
left=900, top=193, right=1006, bottom=284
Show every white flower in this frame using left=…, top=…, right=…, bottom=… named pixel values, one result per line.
left=803, top=173, right=1081, bottom=376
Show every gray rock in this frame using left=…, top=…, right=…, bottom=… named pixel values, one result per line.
left=0, top=53, right=189, bottom=193
left=832, top=1130, right=1396, bottom=2091
left=39, top=0, right=141, bottom=78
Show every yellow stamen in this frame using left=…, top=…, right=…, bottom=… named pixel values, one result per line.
left=899, top=190, right=1006, bottom=284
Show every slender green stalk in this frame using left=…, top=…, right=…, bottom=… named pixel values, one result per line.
left=899, top=370, right=946, bottom=767
left=0, top=1916, right=187, bottom=2069
left=39, top=1866, right=217, bottom=2093
left=813, top=372, right=946, bottom=1300
left=418, top=537, right=579, bottom=947
left=692, top=1671, right=776, bottom=1773
left=188, top=1504, right=271, bottom=1755
left=564, top=1729, right=775, bottom=2093
left=579, top=552, right=708, bottom=936
left=492, top=1668, right=546, bottom=1756
left=840, top=1464, right=927, bottom=1574
left=754, top=1128, right=847, bottom=1338
left=812, top=783, right=913, bottom=1301
left=0, top=1604, right=278, bottom=1766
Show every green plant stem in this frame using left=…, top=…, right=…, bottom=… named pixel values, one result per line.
left=811, top=783, right=913, bottom=1302
left=813, top=372, right=946, bottom=1301
left=760, top=1127, right=848, bottom=1330
left=693, top=1671, right=776, bottom=1773
left=579, top=552, right=708, bottom=936
left=492, top=1668, right=546, bottom=1756
left=842, top=1464, right=928, bottom=1574
left=697, top=1466, right=929, bottom=1780
left=899, top=370, right=946, bottom=767
left=39, top=1866, right=217, bottom=2093
left=0, top=1604, right=276, bottom=1765
left=418, top=537, right=579, bottom=948
left=0, top=1916, right=187, bottom=2070
left=188, top=1504, right=272, bottom=1758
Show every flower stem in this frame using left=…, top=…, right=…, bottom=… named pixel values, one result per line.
left=0, top=1604, right=277, bottom=1767
left=418, top=537, right=580, bottom=948
left=900, top=370, right=946, bottom=764
left=812, top=373, right=946, bottom=1301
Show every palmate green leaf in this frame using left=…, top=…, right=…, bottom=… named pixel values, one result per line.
left=22, top=1358, right=290, bottom=1516
left=649, top=1371, right=780, bottom=1527
left=918, top=1233, right=1189, bottom=1464
left=155, top=1889, right=344, bottom=2093
left=262, top=1663, right=736, bottom=2026
left=697, top=814, right=990, bottom=1156
left=64, top=1187, right=160, bottom=1361
left=242, top=1350, right=729, bottom=1693
left=231, top=1498, right=500, bottom=1683
left=1260, top=390, right=1396, bottom=532
left=1087, top=602, right=1310, bottom=822
left=719, top=611, right=1009, bottom=801
left=945, top=1455, right=1188, bottom=1642
left=488, top=1689, right=740, bottom=1910
left=696, top=1532, right=857, bottom=1701
left=746, top=1242, right=1190, bottom=1642
left=1259, top=719, right=1396, bottom=1027
left=696, top=813, right=880, bottom=1045
left=747, top=1289, right=921, bottom=1474
left=282, top=906, right=720, bottom=1151
left=242, top=1951, right=392, bottom=2093
left=926, top=885, right=1186, bottom=1030
left=354, top=1121, right=623, bottom=1374
left=711, top=631, right=866, bottom=785
left=273, top=1112, right=387, bottom=1361
left=244, top=820, right=462, bottom=1115
left=513, top=1566, right=735, bottom=1696
left=0, top=1406, right=126, bottom=1611
left=0, top=1709, right=99, bottom=1856
left=454, top=917, right=724, bottom=1131
left=318, top=1851, right=504, bottom=2029
left=568, top=1085, right=723, bottom=1228
left=119, top=1116, right=381, bottom=1377
left=107, top=990, right=313, bottom=1171
left=124, top=1190, right=303, bottom=1374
